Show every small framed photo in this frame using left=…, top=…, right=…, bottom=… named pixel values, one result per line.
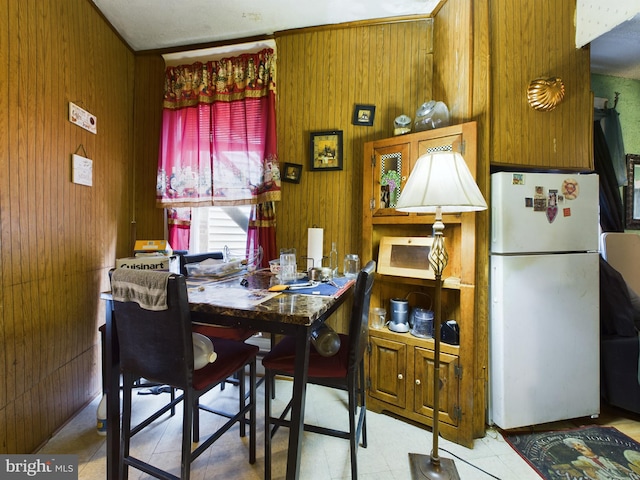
left=282, top=163, right=302, bottom=183
left=310, top=130, right=343, bottom=171
left=352, top=104, right=376, bottom=126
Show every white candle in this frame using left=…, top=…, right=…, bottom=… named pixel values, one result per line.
left=307, top=228, right=324, bottom=269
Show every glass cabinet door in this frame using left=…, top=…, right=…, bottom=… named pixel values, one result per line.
left=371, top=143, right=410, bottom=215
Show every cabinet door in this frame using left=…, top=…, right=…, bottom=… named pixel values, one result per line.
left=369, top=336, right=407, bottom=408
left=413, top=347, right=460, bottom=427
left=414, top=130, right=466, bottom=165
left=370, top=143, right=411, bottom=214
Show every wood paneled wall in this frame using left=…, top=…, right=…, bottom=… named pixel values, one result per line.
left=0, top=0, right=135, bottom=453
left=132, top=55, right=166, bottom=242
left=434, top=0, right=491, bottom=438
left=488, top=0, right=592, bottom=170
left=0, top=0, right=593, bottom=455
left=274, top=19, right=434, bottom=331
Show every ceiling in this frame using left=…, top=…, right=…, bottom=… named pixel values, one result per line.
left=91, top=0, right=640, bottom=80
left=589, top=13, right=640, bottom=80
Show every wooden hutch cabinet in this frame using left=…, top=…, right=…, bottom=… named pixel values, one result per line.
left=362, top=122, right=480, bottom=447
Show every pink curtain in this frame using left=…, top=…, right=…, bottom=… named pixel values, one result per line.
left=167, top=208, right=191, bottom=252
left=157, top=49, right=280, bottom=253
left=247, top=203, right=277, bottom=268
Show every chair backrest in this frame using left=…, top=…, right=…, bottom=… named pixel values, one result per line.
left=347, top=260, right=376, bottom=372
left=111, top=272, right=194, bottom=389
left=601, top=232, right=640, bottom=293
left=180, top=251, right=224, bottom=276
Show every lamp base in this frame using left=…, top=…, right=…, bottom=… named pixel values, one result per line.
left=409, top=453, right=460, bottom=480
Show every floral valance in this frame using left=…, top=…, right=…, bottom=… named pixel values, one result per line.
left=162, top=49, right=277, bottom=109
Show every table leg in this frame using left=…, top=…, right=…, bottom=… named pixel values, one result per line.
left=285, top=327, right=312, bottom=479
left=104, top=300, right=121, bottom=480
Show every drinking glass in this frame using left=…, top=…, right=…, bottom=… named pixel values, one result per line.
left=343, top=254, right=360, bottom=278
left=279, top=248, right=297, bottom=282
left=371, top=308, right=387, bottom=330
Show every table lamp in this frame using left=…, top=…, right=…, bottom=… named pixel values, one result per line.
left=395, top=151, right=487, bottom=480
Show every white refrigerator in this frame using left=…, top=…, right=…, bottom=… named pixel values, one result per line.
left=489, top=171, right=600, bottom=429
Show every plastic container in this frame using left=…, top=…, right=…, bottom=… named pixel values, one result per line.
left=269, top=259, right=281, bottom=274
left=185, top=258, right=243, bottom=277
left=410, top=307, right=434, bottom=338
left=193, top=333, right=217, bottom=369
left=311, top=324, right=341, bottom=357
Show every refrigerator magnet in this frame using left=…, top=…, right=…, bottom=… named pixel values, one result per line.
left=546, top=190, right=558, bottom=223
left=562, top=178, right=579, bottom=200
left=533, top=186, right=546, bottom=211
left=563, top=207, right=571, bottom=217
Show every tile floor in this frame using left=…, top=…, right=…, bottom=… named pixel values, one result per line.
left=37, top=377, right=543, bottom=480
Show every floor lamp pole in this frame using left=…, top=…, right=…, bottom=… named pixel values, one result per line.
left=409, top=207, right=460, bottom=480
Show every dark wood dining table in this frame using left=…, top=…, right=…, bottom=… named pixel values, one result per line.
left=102, top=268, right=354, bottom=480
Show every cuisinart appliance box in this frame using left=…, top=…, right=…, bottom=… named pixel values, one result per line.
left=115, top=255, right=179, bottom=273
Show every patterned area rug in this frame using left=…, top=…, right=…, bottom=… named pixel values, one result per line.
left=505, top=425, right=640, bottom=480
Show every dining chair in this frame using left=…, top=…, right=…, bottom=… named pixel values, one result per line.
left=111, top=269, right=258, bottom=480
left=181, top=251, right=258, bottom=342
left=181, top=251, right=276, bottom=395
left=262, top=260, right=376, bottom=480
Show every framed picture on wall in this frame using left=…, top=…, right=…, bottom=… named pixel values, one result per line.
left=310, top=130, right=343, bottom=171
left=625, top=154, right=640, bottom=229
left=352, top=104, right=376, bottom=126
left=282, top=163, right=303, bottom=183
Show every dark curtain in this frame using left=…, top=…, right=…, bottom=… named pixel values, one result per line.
left=595, top=107, right=627, bottom=186
left=594, top=121, right=624, bottom=232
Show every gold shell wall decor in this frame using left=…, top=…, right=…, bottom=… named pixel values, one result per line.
left=527, top=77, right=565, bottom=112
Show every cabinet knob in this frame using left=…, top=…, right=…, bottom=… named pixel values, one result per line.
left=415, top=379, right=421, bottom=385
left=398, top=374, right=403, bottom=380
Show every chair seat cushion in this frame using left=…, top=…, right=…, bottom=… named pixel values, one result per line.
left=193, top=338, right=258, bottom=391
left=262, top=333, right=349, bottom=378
left=192, top=323, right=257, bottom=342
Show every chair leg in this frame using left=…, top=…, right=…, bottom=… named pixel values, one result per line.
left=359, top=362, right=368, bottom=448
left=182, top=390, right=194, bottom=480
left=193, top=393, right=200, bottom=443
left=249, top=358, right=257, bottom=464
left=239, top=365, right=246, bottom=437
left=121, top=374, right=133, bottom=480
left=348, top=382, right=358, bottom=480
left=270, top=335, right=276, bottom=399
left=264, top=369, right=273, bottom=480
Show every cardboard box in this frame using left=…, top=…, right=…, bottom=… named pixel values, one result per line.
left=133, top=240, right=173, bottom=255
left=115, top=255, right=179, bottom=273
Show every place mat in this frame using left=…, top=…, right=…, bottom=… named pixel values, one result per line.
left=281, top=276, right=355, bottom=297
left=504, top=425, right=640, bottom=479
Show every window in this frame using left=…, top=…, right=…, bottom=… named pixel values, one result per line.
left=188, top=206, right=251, bottom=254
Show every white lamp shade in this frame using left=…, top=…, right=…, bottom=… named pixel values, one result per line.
left=395, top=151, right=487, bottom=213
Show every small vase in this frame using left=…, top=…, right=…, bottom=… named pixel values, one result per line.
left=389, top=188, right=398, bottom=207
